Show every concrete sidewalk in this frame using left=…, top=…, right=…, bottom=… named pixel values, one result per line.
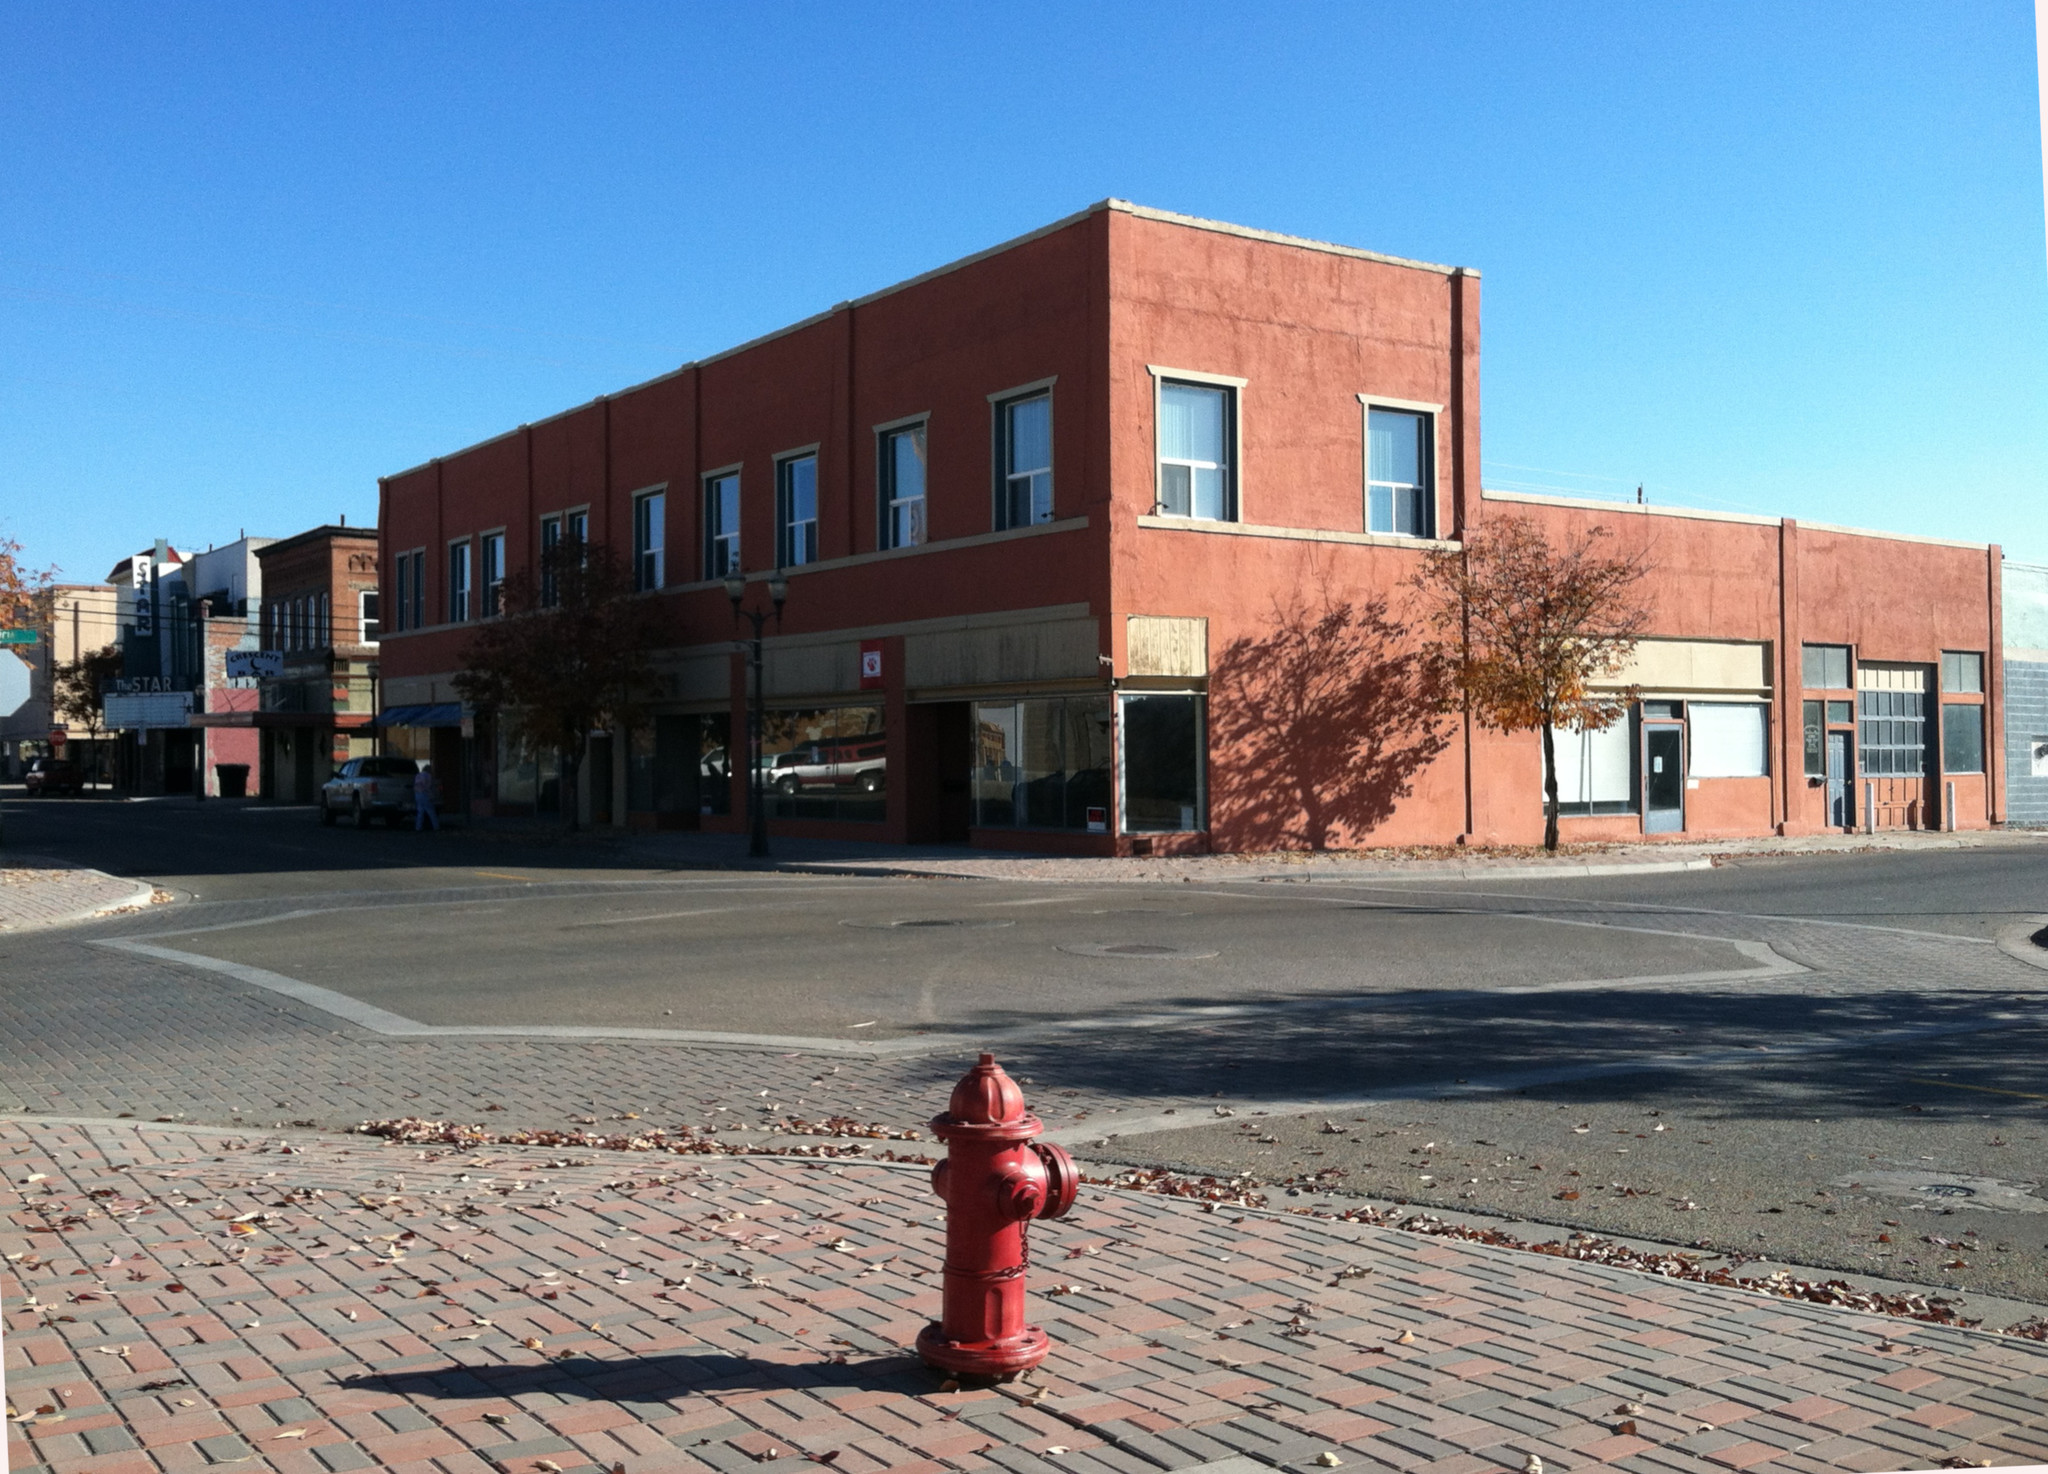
left=8, top=1119, right=2048, bottom=1474
left=611, top=826, right=2048, bottom=887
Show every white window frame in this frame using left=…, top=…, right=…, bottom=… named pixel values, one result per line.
left=1148, top=365, right=1245, bottom=523
left=478, top=529, right=506, bottom=617
left=990, top=378, right=1056, bottom=530
left=447, top=539, right=472, bottom=625
left=360, top=589, right=380, bottom=645
left=631, top=486, right=667, bottom=592
left=875, top=415, right=929, bottom=550
left=776, top=448, right=820, bottom=568
left=702, top=466, right=742, bottom=579
left=1357, top=394, right=1443, bottom=538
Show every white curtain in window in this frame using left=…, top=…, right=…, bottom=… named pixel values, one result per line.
left=1688, top=702, right=1767, bottom=778
left=1160, top=383, right=1223, bottom=463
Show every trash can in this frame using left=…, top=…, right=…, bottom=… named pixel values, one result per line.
left=216, top=763, right=250, bottom=799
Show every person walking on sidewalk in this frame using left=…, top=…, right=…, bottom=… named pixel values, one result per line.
left=413, top=761, right=440, bottom=831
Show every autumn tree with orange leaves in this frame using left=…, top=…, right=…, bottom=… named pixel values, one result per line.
left=1413, top=512, right=1652, bottom=852
left=0, top=536, right=56, bottom=634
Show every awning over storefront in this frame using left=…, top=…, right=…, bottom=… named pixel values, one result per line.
left=377, top=703, right=463, bottom=728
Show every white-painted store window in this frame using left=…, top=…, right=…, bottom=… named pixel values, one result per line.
left=1687, top=703, right=1769, bottom=778
left=1548, top=717, right=1635, bottom=815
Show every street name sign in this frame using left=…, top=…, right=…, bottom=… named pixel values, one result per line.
left=0, top=629, right=38, bottom=645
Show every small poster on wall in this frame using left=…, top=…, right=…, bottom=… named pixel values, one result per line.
left=859, top=640, right=883, bottom=690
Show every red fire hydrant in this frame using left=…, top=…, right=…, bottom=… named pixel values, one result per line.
left=916, top=1053, right=1079, bottom=1379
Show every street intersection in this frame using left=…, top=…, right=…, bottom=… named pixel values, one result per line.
left=6, top=796, right=2048, bottom=1471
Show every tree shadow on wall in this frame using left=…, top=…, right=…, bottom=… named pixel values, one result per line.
left=1210, top=595, right=1452, bottom=850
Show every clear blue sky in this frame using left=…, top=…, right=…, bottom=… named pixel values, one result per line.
left=3, top=3, right=2044, bottom=582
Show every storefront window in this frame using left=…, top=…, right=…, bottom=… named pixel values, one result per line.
left=494, top=727, right=561, bottom=814
left=1942, top=704, right=1984, bottom=774
left=1120, top=693, right=1204, bottom=832
left=763, top=706, right=884, bottom=822
left=971, top=697, right=1111, bottom=830
left=628, top=713, right=732, bottom=816
left=1802, top=700, right=1825, bottom=777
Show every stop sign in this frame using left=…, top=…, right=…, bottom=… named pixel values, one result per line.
left=0, top=650, right=28, bottom=719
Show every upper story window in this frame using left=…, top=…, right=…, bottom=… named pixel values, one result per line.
left=1156, top=379, right=1235, bottom=521
left=480, top=532, right=505, bottom=616
left=406, top=549, right=425, bottom=630
left=1941, top=650, right=1983, bottom=693
left=878, top=423, right=927, bottom=550
left=392, top=555, right=410, bottom=633
left=539, top=516, right=560, bottom=606
left=1365, top=403, right=1435, bottom=537
left=633, top=490, right=666, bottom=591
left=995, top=392, right=1052, bottom=529
left=777, top=453, right=818, bottom=568
left=448, top=541, right=471, bottom=624
left=1802, top=643, right=1851, bottom=689
left=361, top=591, right=381, bottom=645
left=704, top=471, right=740, bottom=578
left=318, top=592, right=330, bottom=646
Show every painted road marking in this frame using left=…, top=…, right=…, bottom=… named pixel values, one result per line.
left=564, top=907, right=742, bottom=928
left=1906, top=1077, right=2048, bottom=1103
left=473, top=871, right=534, bottom=882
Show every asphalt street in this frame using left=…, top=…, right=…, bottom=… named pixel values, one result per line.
left=4, top=791, right=2047, bottom=1312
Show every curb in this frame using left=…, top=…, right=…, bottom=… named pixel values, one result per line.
left=0, top=859, right=162, bottom=932
left=1997, top=915, right=2048, bottom=975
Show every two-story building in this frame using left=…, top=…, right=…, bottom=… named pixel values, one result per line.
left=245, top=525, right=381, bottom=802
left=377, top=201, right=2006, bottom=852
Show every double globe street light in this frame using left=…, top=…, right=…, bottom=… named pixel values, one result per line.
left=725, top=570, right=788, bottom=858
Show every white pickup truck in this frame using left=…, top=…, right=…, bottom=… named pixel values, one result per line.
left=319, top=756, right=423, bottom=828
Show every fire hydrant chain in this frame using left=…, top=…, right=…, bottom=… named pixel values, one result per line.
left=915, top=1053, right=1077, bottom=1380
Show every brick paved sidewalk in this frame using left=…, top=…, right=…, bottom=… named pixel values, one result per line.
left=8, top=1120, right=2048, bottom=1474
left=0, top=856, right=159, bottom=933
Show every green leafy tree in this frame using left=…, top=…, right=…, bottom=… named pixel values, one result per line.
left=453, top=538, right=666, bottom=830
left=52, top=645, right=124, bottom=789
left=1413, top=512, right=1651, bottom=851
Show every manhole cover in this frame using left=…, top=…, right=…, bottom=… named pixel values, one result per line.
left=1836, top=1170, right=2048, bottom=1212
left=1057, top=941, right=1219, bottom=959
left=839, top=918, right=1015, bottom=930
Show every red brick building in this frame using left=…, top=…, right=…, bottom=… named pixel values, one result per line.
left=224, top=526, right=382, bottom=803
left=378, top=201, right=2005, bottom=851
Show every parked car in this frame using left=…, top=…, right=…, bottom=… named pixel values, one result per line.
left=320, top=756, right=421, bottom=827
left=23, top=757, right=84, bottom=796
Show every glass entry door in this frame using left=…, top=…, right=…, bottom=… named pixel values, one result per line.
left=1642, top=723, right=1685, bottom=834
left=1826, top=730, right=1852, bottom=828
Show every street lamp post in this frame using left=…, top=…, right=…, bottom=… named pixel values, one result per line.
left=726, top=571, right=787, bottom=858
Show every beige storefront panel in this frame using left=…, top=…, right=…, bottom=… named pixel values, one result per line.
left=1126, top=615, right=1209, bottom=678
left=904, top=617, right=1100, bottom=689
left=1602, top=639, right=1771, bottom=696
